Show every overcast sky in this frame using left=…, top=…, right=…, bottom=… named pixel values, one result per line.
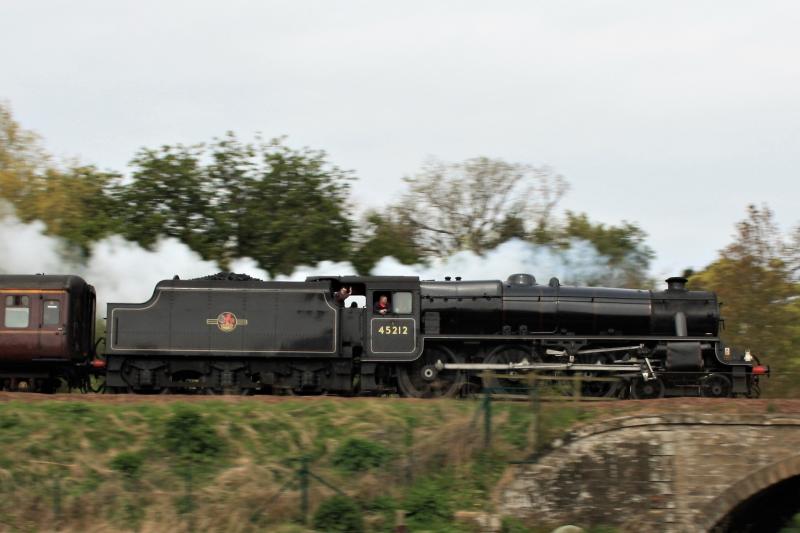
left=2, top=1, right=799, bottom=278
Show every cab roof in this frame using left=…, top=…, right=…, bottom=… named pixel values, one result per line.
left=0, top=275, right=91, bottom=291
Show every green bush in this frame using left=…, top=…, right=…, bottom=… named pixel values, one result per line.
left=362, top=494, right=397, bottom=532
left=109, top=451, right=144, bottom=479
left=362, top=494, right=396, bottom=513
left=0, top=413, right=20, bottom=429
left=162, top=409, right=225, bottom=472
left=312, top=495, right=363, bottom=533
left=501, top=516, right=532, bottom=533
left=331, top=437, right=393, bottom=472
left=779, top=512, right=800, bottom=532
left=403, top=477, right=453, bottom=528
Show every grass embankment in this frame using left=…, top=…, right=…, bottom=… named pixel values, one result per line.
left=0, top=396, right=591, bottom=533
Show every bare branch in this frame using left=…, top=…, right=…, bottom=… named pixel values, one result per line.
left=396, top=157, right=569, bottom=256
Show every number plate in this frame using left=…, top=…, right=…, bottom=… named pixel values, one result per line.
left=370, top=318, right=416, bottom=354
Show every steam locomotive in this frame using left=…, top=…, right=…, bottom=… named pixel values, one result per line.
left=0, top=272, right=768, bottom=398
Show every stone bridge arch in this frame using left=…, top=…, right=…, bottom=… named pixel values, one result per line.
left=698, top=454, right=800, bottom=530
left=499, top=413, right=800, bottom=532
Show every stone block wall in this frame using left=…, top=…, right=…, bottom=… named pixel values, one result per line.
left=499, top=414, right=800, bottom=532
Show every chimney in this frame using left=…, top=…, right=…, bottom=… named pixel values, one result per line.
left=666, top=277, right=688, bottom=291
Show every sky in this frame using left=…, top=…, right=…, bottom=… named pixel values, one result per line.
left=2, top=1, right=799, bottom=279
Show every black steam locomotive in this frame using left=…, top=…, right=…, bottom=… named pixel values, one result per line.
left=0, top=273, right=768, bottom=398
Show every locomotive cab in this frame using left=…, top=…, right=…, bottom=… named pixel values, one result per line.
left=308, top=276, right=422, bottom=362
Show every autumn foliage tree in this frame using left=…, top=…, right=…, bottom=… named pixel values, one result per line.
left=0, top=102, right=121, bottom=254
left=689, top=205, right=800, bottom=396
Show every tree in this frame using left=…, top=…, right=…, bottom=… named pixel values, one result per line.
left=351, top=211, right=423, bottom=274
left=1, top=103, right=122, bottom=254
left=778, top=220, right=800, bottom=282
left=396, top=157, right=569, bottom=256
left=557, top=211, right=654, bottom=287
left=689, top=205, right=800, bottom=396
left=113, top=143, right=222, bottom=260
left=236, top=138, right=354, bottom=276
left=27, top=165, right=122, bottom=255
left=115, top=134, right=354, bottom=276
left=0, top=102, right=50, bottom=214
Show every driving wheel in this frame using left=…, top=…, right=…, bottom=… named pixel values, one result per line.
left=397, top=346, right=466, bottom=398
left=481, top=345, right=539, bottom=394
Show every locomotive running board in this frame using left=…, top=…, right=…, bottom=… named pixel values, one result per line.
left=435, top=360, right=643, bottom=373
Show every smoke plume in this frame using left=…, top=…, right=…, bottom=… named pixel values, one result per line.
left=0, top=206, right=637, bottom=310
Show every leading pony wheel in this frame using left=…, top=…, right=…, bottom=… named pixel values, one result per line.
left=397, top=346, right=466, bottom=398
left=699, top=373, right=733, bottom=398
left=630, top=376, right=665, bottom=400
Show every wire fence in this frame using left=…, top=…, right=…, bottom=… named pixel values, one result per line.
left=0, top=374, right=625, bottom=532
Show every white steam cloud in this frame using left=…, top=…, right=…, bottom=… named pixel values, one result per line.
left=371, top=239, right=622, bottom=285
left=0, top=206, right=633, bottom=311
left=82, top=236, right=220, bottom=306
left=0, top=216, right=68, bottom=273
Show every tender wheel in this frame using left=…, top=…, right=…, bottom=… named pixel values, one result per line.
left=128, top=386, right=165, bottom=395
left=630, top=376, right=665, bottom=400
left=699, top=374, right=733, bottom=398
left=397, top=346, right=466, bottom=398
left=39, top=377, right=62, bottom=394
left=481, top=345, right=539, bottom=394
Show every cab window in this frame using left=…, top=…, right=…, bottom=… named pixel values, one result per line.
left=393, top=292, right=413, bottom=314
left=345, top=295, right=366, bottom=308
left=43, top=300, right=61, bottom=326
left=4, top=295, right=30, bottom=328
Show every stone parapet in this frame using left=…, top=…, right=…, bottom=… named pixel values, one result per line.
left=499, top=414, right=800, bottom=531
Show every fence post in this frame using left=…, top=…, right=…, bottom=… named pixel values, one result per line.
left=52, top=475, right=61, bottom=527
left=574, top=373, right=582, bottom=404
left=394, top=509, right=408, bottom=533
left=483, top=391, right=492, bottom=449
left=299, top=456, right=310, bottom=524
left=405, top=418, right=415, bottom=484
left=185, top=464, right=195, bottom=533
left=529, top=372, right=540, bottom=453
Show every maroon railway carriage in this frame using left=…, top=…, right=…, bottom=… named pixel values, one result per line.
left=0, top=275, right=97, bottom=392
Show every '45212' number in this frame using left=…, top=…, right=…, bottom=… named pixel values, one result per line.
left=378, top=325, right=409, bottom=335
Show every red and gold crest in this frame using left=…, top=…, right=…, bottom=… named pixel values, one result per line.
left=206, top=312, right=248, bottom=333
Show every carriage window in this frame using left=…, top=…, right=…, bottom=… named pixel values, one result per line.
left=4, top=295, right=30, bottom=328
left=393, top=292, right=413, bottom=314
left=43, top=300, right=61, bottom=326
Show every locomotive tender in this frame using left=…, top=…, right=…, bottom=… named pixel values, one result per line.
left=0, top=272, right=767, bottom=397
